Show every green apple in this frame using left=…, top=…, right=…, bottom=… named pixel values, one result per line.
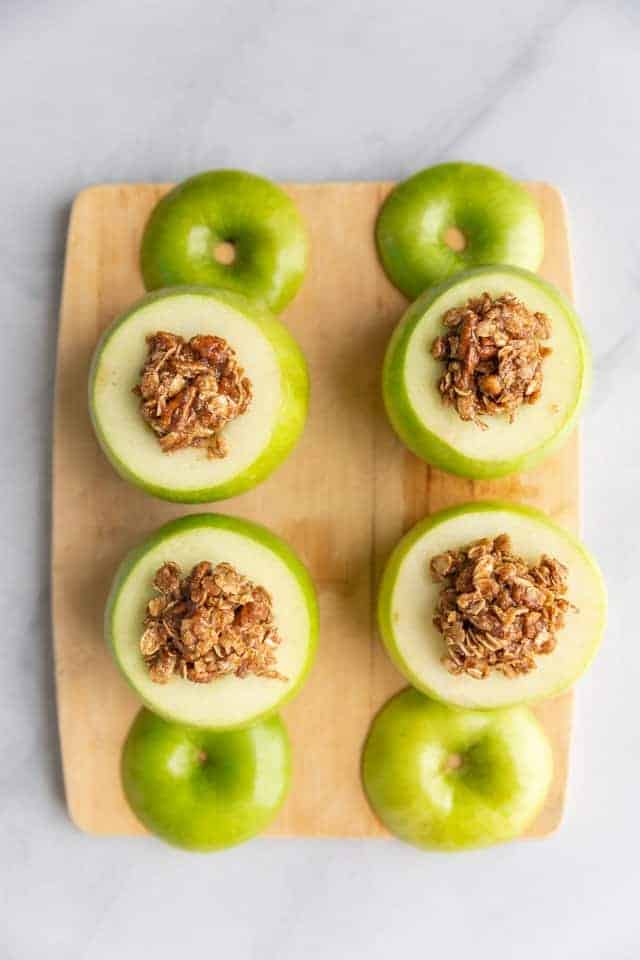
left=122, top=707, right=290, bottom=851
left=362, top=688, right=553, bottom=851
left=376, top=162, right=544, bottom=297
left=89, top=287, right=308, bottom=503
left=378, top=501, right=606, bottom=710
left=106, top=513, right=318, bottom=729
left=140, top=170, right=308, bottom=313
left=383, top=265, right=590, bottom=479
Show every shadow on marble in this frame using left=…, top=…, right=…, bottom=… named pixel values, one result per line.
left=42, top=200, right=73, bottom=820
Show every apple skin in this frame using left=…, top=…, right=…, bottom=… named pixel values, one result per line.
left=362, top=688, right=553, bottom=851
left=376, top=162, right=544, bottom=298
left=378, top=501, right=606, bottom=709
left=89, top=286, right=309, bottom=503
left=122, top=707, right=291, bottom=851
left=383, top=265, right=591, bottom=480
left=106, top=513, right=319, bottom=730
left=140, top=170, right=308, bottom=314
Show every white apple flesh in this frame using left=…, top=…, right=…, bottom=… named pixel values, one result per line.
left=378, top=502, right=606, bottom=709
left=383, top=266, right=591, bottom=479
left=89, top=287, right=308, bottom=503
left=106, top=513, right=318, bottom=729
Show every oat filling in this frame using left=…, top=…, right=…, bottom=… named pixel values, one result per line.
left=430, top=292, right=552, bottom=428
left=430, top=534, right=575, bottom=679
left=141, top=561, right=286, bottom=684
left=134, top=331, right=252, bottom=458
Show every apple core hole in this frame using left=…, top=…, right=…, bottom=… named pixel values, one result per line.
left=445, top=753, right=463, bottom=772
left=444, top=226, right=467, bottom=252
left=213, top=241, right=236, bottom=265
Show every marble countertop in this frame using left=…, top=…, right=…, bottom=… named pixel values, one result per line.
left=2, top=0, right=639, bottom=957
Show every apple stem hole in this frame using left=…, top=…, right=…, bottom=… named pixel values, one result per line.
left=197, top=749, right=208, bottom=765
left=213, top=241, right=236, bottom=265
left=444, top=226, right=467, bottom=252
left=445, top=753, right=463, bottom=772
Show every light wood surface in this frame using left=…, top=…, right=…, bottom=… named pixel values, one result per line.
left=52, top=181, right=577, bottom=839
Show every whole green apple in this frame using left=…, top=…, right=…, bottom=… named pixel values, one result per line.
left=362, top=688, right=553, bottom=850
left=140, top=170, right=308, bottom=313
left=376, top=162, right=544, bottom=297
left=383, top=265, right=590, bottom=479
left=89, top=287, right=309, bottom=503
left=106, top=513, right=318, bottom=730
left=122, top=707, right=291, bottom=851
left=378, top=501, right=606, bottom=710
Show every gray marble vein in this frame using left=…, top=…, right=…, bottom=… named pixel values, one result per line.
left=1, top=0, right=639, bottom=957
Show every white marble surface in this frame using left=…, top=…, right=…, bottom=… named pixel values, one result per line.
left=1, top=0, right=639, bottom=956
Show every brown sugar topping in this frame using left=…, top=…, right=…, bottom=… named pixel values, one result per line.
left=141, top=561, right=286, bottom=684
left=134, top=331, right=252, bottom=458
left=430, top=292, right=552, bottom=427
left=430, top=534, right=575, bottom=679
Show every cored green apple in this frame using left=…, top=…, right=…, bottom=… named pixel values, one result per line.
left=376, top=162, right=544, bottom=297
left=106, top=513, right=318, bottom=729
left=378, top=501, right=606, bottom=710
left=383, top=265, right=590, bottom=479
left=122, top=707, right=290, bottom=851
left=89, top=287, right=308, bottom=503
left=140, top=170, right=308, bottom=313
left=362, top=688, right=553, bottom=851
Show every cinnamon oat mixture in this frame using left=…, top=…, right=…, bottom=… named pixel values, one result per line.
left=430, top=293, right=552, bottom=427
left=134, top=332, right=252, bottom=458
left=141, top=560, right=286, bottom=684
left=430, top=534, right=574, bottom=679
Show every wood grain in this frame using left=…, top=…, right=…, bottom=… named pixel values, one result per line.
left=52, top=181, right=577, bottom=838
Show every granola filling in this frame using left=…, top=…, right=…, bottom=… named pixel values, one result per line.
left=430, top=534, right=574, bottom=679
left=430, top=292, right=552, bottom=428
left=134, top=331, right=252, bottom=458
left=141, top=561, right=286, bottom=684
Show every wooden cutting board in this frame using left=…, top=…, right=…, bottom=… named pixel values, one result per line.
left=53, top=180, right=577, bottom=839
